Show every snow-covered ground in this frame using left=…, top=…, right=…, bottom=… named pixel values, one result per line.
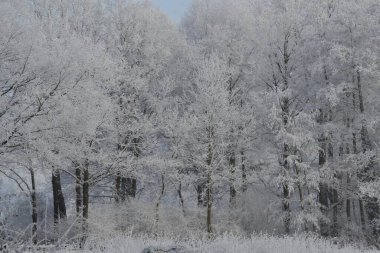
left=54, top=234, right=379, bottom=253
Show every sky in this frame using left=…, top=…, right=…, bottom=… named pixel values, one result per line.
left=151, top=0, right=192, bottom=23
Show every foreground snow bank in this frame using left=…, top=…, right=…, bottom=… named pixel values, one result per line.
left=57, top=234, right=378, bottom=253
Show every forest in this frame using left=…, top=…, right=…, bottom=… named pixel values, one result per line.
left=0, top=0, right=379, bottom=252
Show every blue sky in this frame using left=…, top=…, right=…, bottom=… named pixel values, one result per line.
left=151, top=0, right=192, bottom=23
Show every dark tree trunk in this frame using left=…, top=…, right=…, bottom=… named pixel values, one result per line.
left=328, top=138, right=339, bottom=236
left=346, top=145, right=352, bottom=224
left=359, top=199, right=366, bottom=231
left=116, top=176, right=136, bottom=202
left=115, top=174, right=121, bottom=203
left=75, top=166, right=82, bottom=215
left=115, top=140, right=138, bottom=202
left=319, top=184, right=329, bottom=236
left=283, top=183, right=290, bottom=234
left=30, top=169, right=38, bottom=245
left=282, top=141, right=291, bottom=234
left=206, top=171, right=212, bottom=235
left=52, top=169, right=66, bottom=225
left=353, top=133, right=366, bottom=231
left=357, top=70, right=364, bottom=113
left=126, top=178, right=137, bottom=198
left=81, top=163, right=89, bottom=248
left=229, top=151, right=236, bottom=208
left=155, top=175, right=165, bottom=237
left=281, top=95, right=291, bottom=234
left=178, top=182, right=185, bottom=215
left=197, top=182, right=205, bottom=207
left=206, top=130, right=213, bottom=235
left=120, top=177, right=126, bottom=202
left=82, top=166, right=89, bottom=222
left=241, top=151, right=247, bottom=193
left=331, top=189, right=339, bottom=236
left=280, top=38, right=291, bottom=231
left=53, top=172, right=59, bottom=225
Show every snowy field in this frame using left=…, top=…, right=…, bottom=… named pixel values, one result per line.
left=52, top=234, right=379, bottom=253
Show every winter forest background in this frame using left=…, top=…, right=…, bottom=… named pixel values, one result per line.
left=0, top=0, right=379, bottom=252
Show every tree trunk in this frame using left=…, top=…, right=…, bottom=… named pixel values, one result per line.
left=75, top=166, right=82, bottom=216
left=241, top=151, right=247, bottom=193
left=328, top=137, right=339, bottom=236
left=281, top=40, right=291, bottom=231
left=82, top=165, right=89, bottom=223
left=282, top=141, right=291, bottom=234
left=120, top=177, right=126, bottom=202
left=81, top=163, right=89, bottom=248
left=126, top=177, right=137, bottom=198
left=357, top=70, right=364, bottom=113
left=346, top=148, right=352, bottom=224
left=206, top=128, right=213, bottom=235
left=52, top=169, right=66, bottom=226
left=353, top=133, right=366, bottom=231
left=30, top=169, right=38, bottom=245
left=229, top=151, right=236, bottom=208
left=357, top=70, right=380, bottom=239
left=197, top=182, right=206, bottom=207
left=115, top=173, right=121, bottom=203
left=283, top=183, right=290, bottom=234
left=281, top=96, right=291, bottom=234
left=206, top=170, right=212, bottom=235
left=178, top=182, right=185, bottom=215
left=359, top=199, right=366, bottom=231
left=52, top=172, right=59, bottom=226
left=155, top=175, right=165, bottom=237
left=331, top=188, right=339, bottom=236
left=115, top=177, right=137, bottom=201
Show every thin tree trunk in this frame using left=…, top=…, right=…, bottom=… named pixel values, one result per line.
left=241, top=151, right=247, bottom=193
left=359, top=199, right=366, bottom=231
left=332, top=189, right=339, bottom=236
left=346, top=162, right=352, bottom=223
left=328, top=135, right=339, bottom=236
left=178, top=181, right=185, bottom=215
left=206, top=128, right=213, bottom=235
left=81, top=163, right=89, bottom=248
left=30, top=168, right=38, bottom=245
left=155, top=175, right=165, bottom=237
left=283, top=182, right=290, bottom=234
left=229, top=151, right=236, bottom=208
left=318, top=130, right=329, bottom=234
left=121, top=177, right=126, bottom=202
left=75, top=166, right=82, bottom=215
left=357, top=70, right=364, bottom=113
left=282, top=141, right=291, bottom=234
left=281, top=38, right=291, bottom=232
left=206, top=170, right=212, bottom=235
left=346, top=179, right=352, bottom=224
left=82, top=166, right=89, bottom=223
left=115, top=173, right=121, bottom=203
left=282, top=98, right=291, bottom=234
left=353, top=133, right=366, bottom=231
left=52, top=171, right=59, bottom=226
left=295, top=162, right=306, bottom=231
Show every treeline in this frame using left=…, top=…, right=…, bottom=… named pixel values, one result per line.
left=0, top=0, right=379, bottom=249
